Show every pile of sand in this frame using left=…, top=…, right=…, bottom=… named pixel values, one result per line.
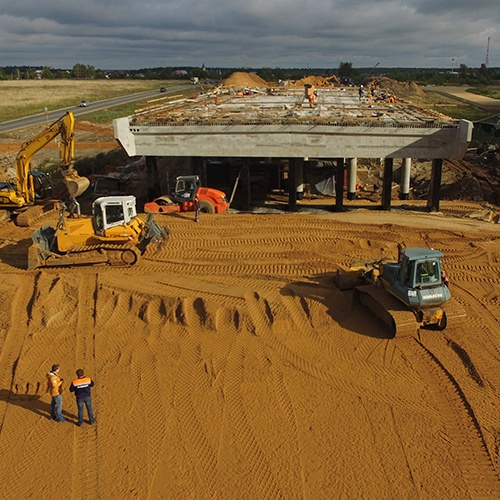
left=222, top=72, right=269, bottom=89
left=289, top=75, right=338, bottom=88
left=370, top=76, right=426, bottom=98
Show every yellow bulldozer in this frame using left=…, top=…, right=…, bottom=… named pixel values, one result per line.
left=28, top=195, right=170, bottom=269
left=0, top=111, right=89, bottom=226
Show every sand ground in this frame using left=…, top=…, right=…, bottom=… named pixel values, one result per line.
left=0, top=202, right=499, bottom=498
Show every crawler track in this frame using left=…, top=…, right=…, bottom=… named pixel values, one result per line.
left=401, top=339, right=500, bottom=497
left=33, top=244, right=141, bottom=268
left=355, top=285, right=418, bottom=337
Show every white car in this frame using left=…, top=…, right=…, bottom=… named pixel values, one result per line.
left=79, top=100, right=90, bottom=107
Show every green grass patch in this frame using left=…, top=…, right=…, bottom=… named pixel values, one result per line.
left=424, top=91, right=493, bottom=121
left=0, top=80, right=183, bottom=121
left=80, top=88, right=196, bottom=123
left=466, top=86, right=500, bottom=100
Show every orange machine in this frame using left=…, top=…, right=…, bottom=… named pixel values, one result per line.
left=144, top=175, right=229, bottom=215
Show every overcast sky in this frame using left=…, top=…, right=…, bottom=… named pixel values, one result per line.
left=1, top=0, right=498, bottom=70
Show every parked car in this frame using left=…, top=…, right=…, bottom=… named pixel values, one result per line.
left=79, top=100, right=90, bottom=107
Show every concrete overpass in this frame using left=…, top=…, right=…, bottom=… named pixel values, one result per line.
left=114, top=86, right=473, bottom=211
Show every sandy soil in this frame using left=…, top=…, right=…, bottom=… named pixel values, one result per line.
left=0, top=78, right=499, bottom=497
left=0, top=203, right=499, bottom=498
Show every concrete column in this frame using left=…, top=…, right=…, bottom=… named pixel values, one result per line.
left=334, top=158, right=344, bottom=212
left=382, top=158, right=394, bottom=210
left=288, top=158, right=298, bottom=212
left=243, top=160, right=251, bottom=211
left=347, top=158, right=357, bottom=200
left=201, top=158, right=208, bottom=186
left=427, top=158, right=443, bottom=212
left=296, top=158, right=304, bottom=200
left=145, top=156, right=161, bottom=201
left=399, top=158, right=411, bottom=200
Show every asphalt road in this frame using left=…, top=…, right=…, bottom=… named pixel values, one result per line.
left=0, top=84, right=193, bottom=134
left=424, top=85, right=500, bottom=115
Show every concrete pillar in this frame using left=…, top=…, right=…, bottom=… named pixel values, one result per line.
left=243, top=160, right=251, bottom=211
left=288, top=158, right=298, bottom=212
left=382, top=158, right=394, bottom=210
left=201, top=158, right=208, bottom=186
left=347, top=158, right=357, bottom=201
left=145, top=156, right=161, bottom=201
left=334, top=158, right=344, bottom=212
left=399, top=158, right=411, bottom=200
left=296, top=158, right=304, bottom=200
left=427, top=158, right=443, bottom=212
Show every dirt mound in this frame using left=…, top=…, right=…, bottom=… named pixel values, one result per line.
left=289, top=75, right=338, bottom=88
left=76, top=121, right=114, bottom=136
left=370, top=76, right=426, bottom=98
left=222, top=72, right=269, bottom=89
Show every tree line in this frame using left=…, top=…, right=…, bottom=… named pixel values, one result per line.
left=1, top=62, right=500, bottom=87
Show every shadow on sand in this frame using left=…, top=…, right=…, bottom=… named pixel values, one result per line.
left=280, top=272, right=393, bottom=340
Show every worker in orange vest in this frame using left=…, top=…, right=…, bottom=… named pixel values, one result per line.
left=441, top=269, right=449, bottom=287
left=69, top=369, right=95, bottom=427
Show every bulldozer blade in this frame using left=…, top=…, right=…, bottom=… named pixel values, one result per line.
left=333, top=269, right=366, bottom=290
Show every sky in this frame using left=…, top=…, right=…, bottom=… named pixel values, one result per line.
left=1, top=0, right=498, bottom=70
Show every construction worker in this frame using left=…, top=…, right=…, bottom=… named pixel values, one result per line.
left=304, top=84, right=316, bottom=108
left=69, top=368, right=95, bottom=427
left=194, top=195, right=201, bottom=222
left=46, top=364, right=66, bottom=422
left=358, top=85, right=364, bottom=101
left=441, top=269, right=449, bottom=287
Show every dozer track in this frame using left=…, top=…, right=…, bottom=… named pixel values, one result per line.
left=29, top=243, right=141, bottom=269
left=440, top=298, right=466, bottom=330
left=354, top=284, right=418, bottom=338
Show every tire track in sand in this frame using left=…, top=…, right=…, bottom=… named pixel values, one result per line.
left=173, top=297, right=219, bottom=498
left=70, top=274, right=99, bottom=500
left=224, top=338, right=285, bottom=499
left=0, top=274, right=59, bottom=499
left=400, top=339, right=500, bottom=498
left=450, top=283, right=500, bottom=393
left=245, top=290, right=434, bottom=416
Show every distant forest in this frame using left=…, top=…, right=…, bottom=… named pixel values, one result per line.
left=1, top=62, right=500, bottom=87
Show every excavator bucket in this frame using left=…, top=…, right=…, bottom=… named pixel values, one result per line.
left=62, top=169, right=90, bottom=197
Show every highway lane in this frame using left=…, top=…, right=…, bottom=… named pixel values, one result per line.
left=0, top=84, right=193, bottom=134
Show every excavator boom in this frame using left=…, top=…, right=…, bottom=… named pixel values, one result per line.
left=1, top=111, right=89, bottom=226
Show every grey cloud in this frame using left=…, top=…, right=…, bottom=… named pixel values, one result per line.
left=0, top=1, right=497, bottom=69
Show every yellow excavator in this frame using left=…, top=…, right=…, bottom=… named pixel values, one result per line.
left=0, top=111, right=89, bottom=226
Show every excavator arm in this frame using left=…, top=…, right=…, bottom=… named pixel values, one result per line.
left=15, top=111, right=87, bottom=205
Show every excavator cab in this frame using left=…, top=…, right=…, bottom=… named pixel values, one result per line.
left=31, top=172, right=53, bottom=200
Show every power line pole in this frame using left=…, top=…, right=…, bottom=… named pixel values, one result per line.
left=486, top=36, right=490, bottom=68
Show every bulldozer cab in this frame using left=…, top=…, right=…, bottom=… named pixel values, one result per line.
left=173, top=175, right=201, bottom=202
left=93, top=195, right=137, bottom=234
left=398, top=248, right=443, bottom=288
